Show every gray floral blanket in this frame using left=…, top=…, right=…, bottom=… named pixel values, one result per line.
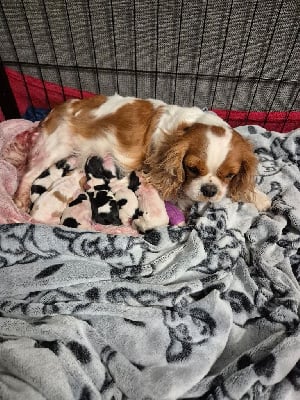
left=0, top=125, right=299, bottom=400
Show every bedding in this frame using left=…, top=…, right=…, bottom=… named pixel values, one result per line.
left=0, top=121, right=299, bottom=399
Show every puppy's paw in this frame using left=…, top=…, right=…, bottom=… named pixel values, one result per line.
left=253, top=189, right=271, bottom=211
left=13, top=194, right=31, bottom=213
left=132, top=216, right=148, bottom=233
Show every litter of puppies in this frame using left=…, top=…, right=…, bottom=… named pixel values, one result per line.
left=29, top=155, right=185, bottom=232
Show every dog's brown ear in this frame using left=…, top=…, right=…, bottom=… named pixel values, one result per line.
left=143, top=138, right=188, bottom=200
left=228, top=137, right=258, bottom=203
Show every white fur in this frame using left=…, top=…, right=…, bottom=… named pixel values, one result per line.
left=152, top=106, right=229, bottom=146
left=90, top=93, right=136, bottom=119
left=97, top=202, right=113, bottom=214
left=206, top=128, right=232, bottom=173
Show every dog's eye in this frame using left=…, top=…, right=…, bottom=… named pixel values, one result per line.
left=187, top=166, right=199, bottom=175
left=226, top=173, right=235, bottom=179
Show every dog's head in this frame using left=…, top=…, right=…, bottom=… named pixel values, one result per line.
left=144, top=122, right=257, bottom=205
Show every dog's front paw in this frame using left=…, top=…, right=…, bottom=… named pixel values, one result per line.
left=253, top=189, right=271, bottom=211
left=132, top=216, right=150, bottom=233
left=133, top=213, right=169, bottom=233
left=13, top=192, right=31, bottom=213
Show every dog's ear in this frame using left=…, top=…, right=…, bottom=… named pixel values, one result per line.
left=143, top=138, right=188, bottom=200
left=228, top=137, right=258, bottom=203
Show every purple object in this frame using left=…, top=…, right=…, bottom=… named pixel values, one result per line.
left=165, top=201, right=185, bottom=225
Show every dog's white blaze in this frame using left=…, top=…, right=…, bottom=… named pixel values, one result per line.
left=90, top=93, right=136, bottom=119
left=206, top=128, right=232, bottom=173
left=151, top=106, right=230, bottom=147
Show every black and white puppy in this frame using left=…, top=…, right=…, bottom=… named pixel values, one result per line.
left=85, top=156, right=121, bottom=226
left=30, top=157, right=77, bottom=205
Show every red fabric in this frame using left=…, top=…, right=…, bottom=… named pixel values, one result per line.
left=1, top=67, right=300, bottom=132
left=3, top=67, right=94, bottom=115
left=213, top=109, right=300, bottom=133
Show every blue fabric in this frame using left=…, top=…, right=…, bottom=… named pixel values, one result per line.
left=23, top=106, right=50, bottom=122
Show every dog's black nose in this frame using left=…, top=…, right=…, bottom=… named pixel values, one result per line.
left=201, top=184, right=218, bottom=198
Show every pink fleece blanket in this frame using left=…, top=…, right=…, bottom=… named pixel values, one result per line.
left=0, top=119, right=36, bottom=224
left=0, top=119, right=139, bottom=235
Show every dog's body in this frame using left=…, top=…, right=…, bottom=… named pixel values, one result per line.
left=15, top=94, right=271, bottom=213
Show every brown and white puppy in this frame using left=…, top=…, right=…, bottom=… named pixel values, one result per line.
left=14, top=94, right=271, bottom=213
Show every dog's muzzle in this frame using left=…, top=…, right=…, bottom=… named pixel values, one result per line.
left=200, top=183, right=218, bottom=198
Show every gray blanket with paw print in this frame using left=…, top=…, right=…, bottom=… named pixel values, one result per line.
left=0, top=125, right=299, bottom=400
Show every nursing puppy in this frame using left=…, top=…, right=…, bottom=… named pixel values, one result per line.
left=60, top=192, right=92, bottom=230
left=30, top=157, right=76, bottom=204
left=133, top=180, right=170, bottom=232
left=30, top=168, right=85, bottom=225
left=14, top=94, right=271, bottom=213
left=85, top=156, right=121, bottom=226
left=109, top=171, right=140, bottom=226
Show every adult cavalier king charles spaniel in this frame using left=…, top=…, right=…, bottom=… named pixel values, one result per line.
left=14, top=94, right=271, bottom=213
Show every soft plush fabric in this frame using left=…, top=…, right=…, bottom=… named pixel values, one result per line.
left=0, top=124, right=299, bottom=399
left=0, top=119, right=37, bottom=224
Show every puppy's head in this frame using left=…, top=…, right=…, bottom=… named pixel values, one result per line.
left=144, top=123, right=257, bottom=205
